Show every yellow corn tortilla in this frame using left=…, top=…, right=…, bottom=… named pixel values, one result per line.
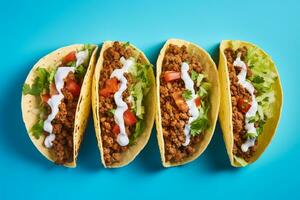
left=21, top=44, right=98, bottom=167
left=92, top=41, right=156, bottom=168
left=156, top=39, right=220, bottom=167
left=218, top=40, right=283, bottom=167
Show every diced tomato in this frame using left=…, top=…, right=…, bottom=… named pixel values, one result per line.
left=123, top=110, right=137, bottom=126
left=237, top=98, right=251, bottom=113
left=163, top=71, right=181, bottom=82
left=106, top=78, right=119, bottom=93
left=41, top=94, right=50, bottom=103
left=99, top=88, right=111, bottom=97
left=195, top=96, right=201, bottom=107
left=172, top=91, right=188, bottom=112
left=66, top=79, right=81, bottom=97
left=112, top=124, right=120, bottom=135
left=62, top=51, right=76, bottom=65
left=99, top=78, right=119, bottom=97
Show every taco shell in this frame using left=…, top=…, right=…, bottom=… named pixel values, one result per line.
left=22, top=44, right=98, bottom=167
left=92, top=41, right=156, bottom=168
left=156, top=39, right=220, bottom=167
left=218, top=40, right=283, bottom=167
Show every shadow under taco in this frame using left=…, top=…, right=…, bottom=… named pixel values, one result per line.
left=218, top=40, right=283, bottom=167
left=156, top=39, right=220, bottom=167
left=22, top=44, right=98, bottom=167
left=92, top=41, right=156, bottom=168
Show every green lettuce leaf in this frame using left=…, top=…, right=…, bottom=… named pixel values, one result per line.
left=75, top=65, right=87, bottom=80
left=129, top=63, right=151, bottom=119
left=30, top=119, right=44, bottom=139
left=182, top=90, right=192, bottom=100
left=22, top=67, right=52, bottom=95
left=190, top=100, right=210, bottom=136
left=130, top=120, right=145, bottom=144
left=244, top=46, right=278, bottom=137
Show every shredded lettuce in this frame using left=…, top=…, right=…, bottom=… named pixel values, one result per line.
left=244, top=132, right=258, bottom=139
left=182, top=90, right=192, bottom=100
left=129, top=120, right=145, bottom=144
left=190, top=100, right=210, bottom=136
left=131, top=82, right=145, bottom=118
left=75, top=65, right=87, bottom=80
left=189, top=71, right=211, bottom=136
left=127, top=61, right=152, bottom=143
left=22, top=67, right=54, bottom=95
left=30, top=119, right=44, bottom=139
left=82, top=44, right=95, bottom=56
left=245, top=46, right=277, bottom=136
left=129, top=63, right=151, bottom=119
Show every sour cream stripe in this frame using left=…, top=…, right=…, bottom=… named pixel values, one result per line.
left=233, top=55, right=258, bottom=152
left=110, top=57, right=135, bottom=146
left=44, top=67, right=75, bottom=148
left=181, top=62, right=200, bottom=146
left=44, top=50, right=88, bottom=148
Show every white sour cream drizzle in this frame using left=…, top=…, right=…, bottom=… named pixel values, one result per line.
left=110, top=57, right=135, bottom=146
left=233, top=55, right=258, bottom=152
left=181, top=62, right=200, bottom=146
left=43, top=50, right=88, bottom=148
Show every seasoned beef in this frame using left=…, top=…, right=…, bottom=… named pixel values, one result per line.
left=98, top=42, right=136, bottom=166
left=160, top=44, right=204, bottom=163
left=224, top=47, right=257, bottom=161
left=51, top=73, right=79, bottom=164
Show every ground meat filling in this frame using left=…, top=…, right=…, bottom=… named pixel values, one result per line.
left=44, top=73, right=79, bottom=164
left=160, top=44, right=204, bottom=163
left=224, top=47, right=257, bottom=161
left=98, top=42, right=137, bottom=166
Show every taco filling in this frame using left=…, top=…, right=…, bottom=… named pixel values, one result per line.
left=22, top=45, right=95, bottom=164
left=160, top=44, right=211, bottom=163
left=224, top=45, right=277, bottom=162
left=98, top=42, right=151, bottom=166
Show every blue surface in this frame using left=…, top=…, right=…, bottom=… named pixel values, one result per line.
left=0, top=0, right=299, bottom=199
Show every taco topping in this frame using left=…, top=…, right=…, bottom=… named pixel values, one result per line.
left=98, top=42, right=151, bottom=165
left=22, top=45, right=94, bottom=164
left=224, top=45, right=277, bottom=161
left=110, top=57, right=135, bottom=146
left=44, top=67, right=75, bottom=148
left=180, top=62, right=200, bottom=146
left=160, top=44, right=210, bottom=163
left=233, top=54, right=259, bottom=152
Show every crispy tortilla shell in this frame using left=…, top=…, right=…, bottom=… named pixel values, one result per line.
left=21, top=44, right=98, bottom=167
left=218, top=40, right=283, bottom=167
left=156, top=39, right=220, bottom=167
left=92, top=41, right=156, bottom=168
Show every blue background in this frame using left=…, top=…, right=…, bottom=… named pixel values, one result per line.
left=0, top=0, right=299, bottom=199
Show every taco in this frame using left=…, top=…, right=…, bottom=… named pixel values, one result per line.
left=22, top=44, right=98, bottom=167
left=156, top=39, right=220, bottom=167
left=218, top=40, right=283, bottom=167
left=92, top=41, right=156, bottom=168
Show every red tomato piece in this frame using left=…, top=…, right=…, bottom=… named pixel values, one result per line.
left=41, top=94, right=50, bottom=103
left=99, top=88, right=111, bottom=97
left=123, top=109, right=137, bottom=126
left=195, top=96, right=201, bottom=107
left=106, top=78, right=119, bottom=93
left=237, top=98, right=251, bottom=113
left=62, top=51, right=76, bottom=65
left=99, top=78, right=119, bottom=97
left=66, top=79, right=81, bottom=97
left=112, top=124, right=120, bottom=135
left=163, top=71, right=181, bottom=82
